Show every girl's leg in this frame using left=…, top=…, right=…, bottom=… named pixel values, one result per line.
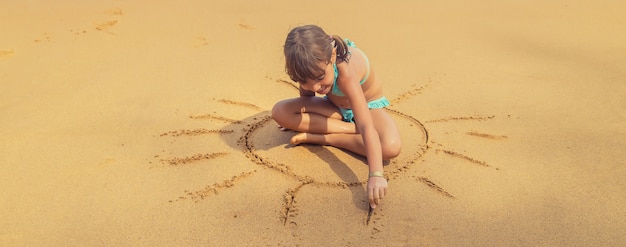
left=272, top=97, right=357, bottom=134
left=370, top=108, right=402, bottom=159
left=289, top=108, right=402, bottom=160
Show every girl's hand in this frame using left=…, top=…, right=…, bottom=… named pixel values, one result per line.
left=367, top=176, right=388, bottom=208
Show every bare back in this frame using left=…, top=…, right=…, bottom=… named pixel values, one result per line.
left=325, top=46, right=384, bottom=109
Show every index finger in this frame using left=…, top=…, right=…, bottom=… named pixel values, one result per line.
left=368, top=187, right=375, bottom=207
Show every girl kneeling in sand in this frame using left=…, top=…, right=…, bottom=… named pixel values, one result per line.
left=272, top=25, right=401, bottom=208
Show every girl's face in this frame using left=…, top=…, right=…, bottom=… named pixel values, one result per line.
left=300, top=61, right=334, bottom=95
left=299, top=48, right=336, bottom=95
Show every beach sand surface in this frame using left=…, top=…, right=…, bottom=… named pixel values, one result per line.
left=1, top=0, right=625, bottom=245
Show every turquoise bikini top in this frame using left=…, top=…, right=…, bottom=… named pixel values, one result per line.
left=330, top=39, right=370, bottom=97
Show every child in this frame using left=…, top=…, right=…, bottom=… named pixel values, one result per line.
left=272, top=25, right=401, bottom=209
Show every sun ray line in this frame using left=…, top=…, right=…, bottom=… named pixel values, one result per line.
left=282, top=183, right=307, bottom=226
left=189, top=114, right=243, bottom=124
left=436, top=148, right=491, bottom=168
left=160, top=128, right=234, bottom=137
left=216, top=99, right=264, bottom=111
left=389, top=84, right=428, bottom=105
left=425, top=115, right=495, bottom=123
left=416, top=177, right=455, bottom=198
left=160, top=152, right=229, bottom=166
left=173, top=170, right=258, bottom=203
left=466, top=131, right=508, bottom=140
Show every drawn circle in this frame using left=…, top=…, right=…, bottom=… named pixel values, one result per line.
left=243, top=109, right=428, bottom=185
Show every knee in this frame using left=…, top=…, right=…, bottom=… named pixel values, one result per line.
left=382, top=138, right=402, bottom=160
left=271, top=100, right=289, bottom=125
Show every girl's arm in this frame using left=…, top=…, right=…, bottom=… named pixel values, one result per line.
left=336, top=63, right=387, bottom=208
left=299, top=85, right=315, bottom=97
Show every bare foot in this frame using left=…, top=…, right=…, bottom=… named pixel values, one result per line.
left=290, top=133, right=326, bottom=146
left=290, top=133, right=308, bottom=145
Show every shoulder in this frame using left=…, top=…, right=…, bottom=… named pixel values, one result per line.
left=338, top=48, right=368, bottom=80
left=336, top=61, right=357, bottom=83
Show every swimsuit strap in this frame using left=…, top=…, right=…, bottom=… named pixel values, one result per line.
left=345, top=39, right=370, bottom=84
left=330, top=39, right=370, bottom=96
left=360, top=52, right=370, bottom=84
left=331, top=62, right=340, bottom=94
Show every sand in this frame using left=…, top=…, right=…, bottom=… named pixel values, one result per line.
left=1, top=0, right=625, bottom=246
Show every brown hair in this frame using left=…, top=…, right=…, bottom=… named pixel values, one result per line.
left=284, top=25, right=350, bottom=83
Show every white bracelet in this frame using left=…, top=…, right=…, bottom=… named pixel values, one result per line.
left=369, top=171, right=384, bottom=178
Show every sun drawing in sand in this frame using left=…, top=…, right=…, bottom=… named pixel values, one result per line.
left=152, top=76, right=504, bottom=226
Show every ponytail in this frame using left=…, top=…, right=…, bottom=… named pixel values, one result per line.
left=331, top=35, right=351, bottom=63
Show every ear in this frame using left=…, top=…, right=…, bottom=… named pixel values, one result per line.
left=331, top=47, right=337, bottom=64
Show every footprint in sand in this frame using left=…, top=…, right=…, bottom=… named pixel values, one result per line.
left=94, top=8, right=123, bottom=34
left=105, top=7, right=123, bottom=16
left=33, top=33, right=52, bottom=43
left=0, top=49, right=14, bottom=57
left=238, top=23, right=255, bottom=30
left=94, top=20, right=118, bottom=33
left=193, top=36, right=209, bottom=47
